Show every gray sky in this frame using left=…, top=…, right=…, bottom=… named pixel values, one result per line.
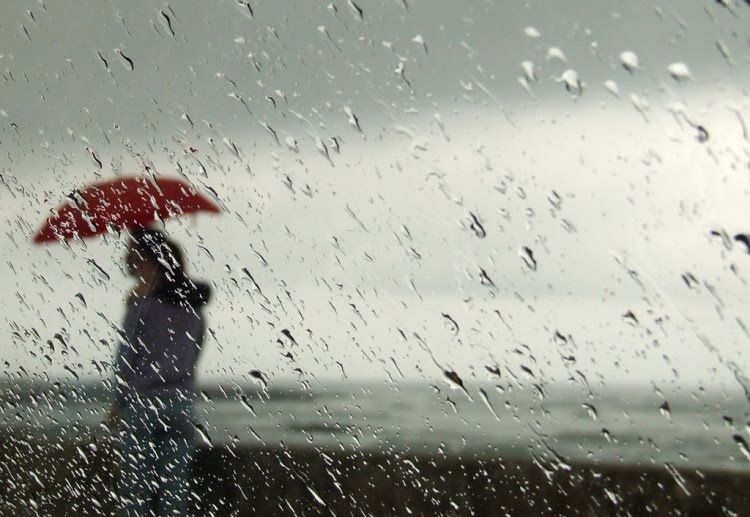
left=1, top=0, right=750, bottom=393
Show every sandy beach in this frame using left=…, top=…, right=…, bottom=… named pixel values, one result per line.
left=1, top=430, right=748, bottom=516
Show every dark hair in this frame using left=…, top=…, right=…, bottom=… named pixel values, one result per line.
left=130, top=228, right=186, bottom=281
left=130, top=228, right=212, bottom=307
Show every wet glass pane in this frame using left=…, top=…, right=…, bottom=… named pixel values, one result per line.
left=2, top=0, right=750, bottom=514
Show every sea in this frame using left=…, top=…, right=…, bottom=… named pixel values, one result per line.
left=1, top=379, right=749, bottom=473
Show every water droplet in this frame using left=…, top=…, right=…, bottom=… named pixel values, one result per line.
left=441, top=313, right=459, bottom=335
left=560, top=219, right=577, bottom=233
left=619, top=51, right=640, bottom=72
left=284, top=135, right=298, bottom=151
left=734, top=234, right=750, bottom=254
left=521, top=61, right=536, bottom=82
left=114, top=48, right=134, bottom=71
left=659, top=400, right=671, bottom=420
left=717, top=40, right=733, bottom=66
left=395, top=61, right=411, bottom=87
left=546, top=47, right=567, bottom=62
left=696, top=125, right=709, bottom=143
left=733, top=435, right=750, bottom=461
left=710, top=229, right=733, bottom=250
left=622, top=310, right=638, bottom=326
left=348, top=0, right=363, bottom=19
left=558, top=69, right=582, bottom=96
left=194, top=423, right=213, bottom=447
left=520, top=364, right=535, bottom=379
left=222, top=136, right=240, bottom=157
left=74, top=293, right=87, bottom=308
left=479, top=268, right=496, bottom=289
left=547, top=190, right=562, bottom=210
left=159, top=9, right=176, bottom=37
left=478, top=388, right=500, bottom=420
left=524, top=27, right=541, bottom=38
left=343, top=106, right=361, bottom=132
left=240, top=395, right=256, bottom=416
left=412, top=34, right=427, bottom=54
left=306, top=484, right=327, bottom=506
left=665, top=463, right=691, bottom=496
left=443, top=370, right=472, bottom=400
left=485, top=365, right=501, bottom=379
left=667, top=62, right=692, bottom=82
left=629, top=93, right=649, bottom=119
left=468, top=212, right=486, bottom=238
left=520, top=247, right=537, bottom=271
left=315, top=137, right=331, bottom=162
left=603, top=79, right=620, bottom=97
left=716, top=0, right=737, bottom=14
left=86, top=259, right=110, bottom=281
left=682, top=272, right=699, bottom=289
left=248, top=369, right=269, bottom=390
left=86, top=147, right=103, bottom=169
left=583, top=403, right=598, bottom=420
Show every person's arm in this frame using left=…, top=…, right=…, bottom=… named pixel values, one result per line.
left=104, top=336, right=133, bottom=428
left=108, top=301, right=148, bottom=419
left=113, top=334, right=137, bottom=409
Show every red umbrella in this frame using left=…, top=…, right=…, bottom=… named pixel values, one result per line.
left=33, top=175, right=220, bottom=243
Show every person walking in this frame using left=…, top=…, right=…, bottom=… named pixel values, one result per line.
left=107, top=228, right=211, bottom=516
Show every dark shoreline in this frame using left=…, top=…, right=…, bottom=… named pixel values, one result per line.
left=1, top=433, right=749, bottom=516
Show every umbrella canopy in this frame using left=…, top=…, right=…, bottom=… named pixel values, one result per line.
left=33, top=175, right=220, bottom=243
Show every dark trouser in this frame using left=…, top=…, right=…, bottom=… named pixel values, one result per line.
left=117, top=396, right=196, bottom=516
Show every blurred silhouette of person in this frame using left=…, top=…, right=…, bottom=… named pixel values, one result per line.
left=107, top=228, right=211, bottom=516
